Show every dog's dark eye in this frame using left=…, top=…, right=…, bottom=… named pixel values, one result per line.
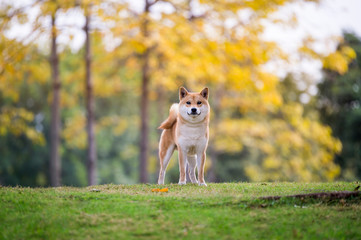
left=197, top=101, right=202, bottom=105
left=186, top=101, right=191, bottom=105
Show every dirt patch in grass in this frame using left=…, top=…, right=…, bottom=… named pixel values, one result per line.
left=261, top=190, right=361, bottom=201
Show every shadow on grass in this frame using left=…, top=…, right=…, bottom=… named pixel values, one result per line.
left=204, top=191, right=361, bottom=209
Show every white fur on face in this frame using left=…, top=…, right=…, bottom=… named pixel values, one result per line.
left=179, top=102, right=209, bottom=123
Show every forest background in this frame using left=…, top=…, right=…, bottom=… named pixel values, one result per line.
left=1, top=0, right=361, bottom=187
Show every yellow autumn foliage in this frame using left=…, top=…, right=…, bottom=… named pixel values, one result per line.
left=307, top=44, right=356, bottom=75
left=323, top=51, right=350, bottom=75
left=62, top=114, right=128, bottom=149
left=0, top=107, right=45, bottom=145
left=62, top=114, right=87, bottom=149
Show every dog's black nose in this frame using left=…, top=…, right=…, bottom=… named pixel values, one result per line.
left=191, top=108, right=197, bottom=113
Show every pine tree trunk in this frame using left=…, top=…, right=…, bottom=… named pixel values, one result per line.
left=139, top=58, right=149, bottom=183
left=156, top=86, right=165, bottom=178
left=207, top=86, right=223, bottom=183
left=84, top=10, right=97, bottom=186
left=49, top=10, right=61, bottom=187
left=139, top=0, right=151, bottom=183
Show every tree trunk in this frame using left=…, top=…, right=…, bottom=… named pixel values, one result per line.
left=49, top=10, right=61, bottom=187
left=139, top=49, right=150, bottom=183
left=156, top=86, right=165, bottom=138
left=207, top=85, right=224, bottom=183
left=84, top=10, right=97, bottom=186
left=139, top=0, right=151, bottom=183
left=156, top=86, right=165, bottom=178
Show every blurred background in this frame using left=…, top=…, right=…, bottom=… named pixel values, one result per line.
left=1, top=0, right=360, bottom=187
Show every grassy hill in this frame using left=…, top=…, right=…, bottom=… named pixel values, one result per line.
left=1, top=182, right=360, bottom=239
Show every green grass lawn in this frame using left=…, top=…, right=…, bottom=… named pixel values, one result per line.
left=1, top=182, right=360, bottom=239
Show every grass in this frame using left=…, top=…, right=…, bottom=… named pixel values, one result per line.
left=1, top=182, right=360, bottom=239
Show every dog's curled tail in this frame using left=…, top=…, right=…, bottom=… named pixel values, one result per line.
left=158, top=104, right=178, bottom=129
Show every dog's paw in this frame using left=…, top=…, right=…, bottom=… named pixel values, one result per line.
left=198, top=182, right=207, bottom=187
left=178, top=181, right=186, bottom=185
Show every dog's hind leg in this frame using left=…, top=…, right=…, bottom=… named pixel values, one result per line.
left=187, top=155, right=198, bottom=184
left=158, top=143, right=175, bottom=185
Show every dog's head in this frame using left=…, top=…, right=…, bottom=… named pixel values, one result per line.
left=178, top=87, right=210, bottom=123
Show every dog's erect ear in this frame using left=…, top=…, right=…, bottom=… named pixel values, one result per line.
left=200, top=87, right=209, bottom=100
left=179, top=87, right=188, bottom=100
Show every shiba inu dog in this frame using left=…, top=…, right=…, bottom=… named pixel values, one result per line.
left=157, top=87, right=210, bottom=186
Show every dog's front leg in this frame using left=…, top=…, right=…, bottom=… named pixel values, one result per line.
left=178, top=147, right=187, bottom=185
left=197, top=150, right=207, bottom=186
left=187, top=155, right=198, bottom=184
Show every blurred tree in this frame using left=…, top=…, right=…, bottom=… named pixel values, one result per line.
left=318, top=32, right=361, bottom=180
left=48, top=1, right=61, bottom=187
left=0, top=44, right=48, bottom=186
left=83, top=3, right=97, bottom=186
left=138, top=0, right=152, bottom=183
left=0, top=1, right=47, bottom=186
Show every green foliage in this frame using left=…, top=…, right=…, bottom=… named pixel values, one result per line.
left=0, top=44, right=48, bottom=186
left=1, top=183, right=360, bottom=239
left=318, top=32, right=361, bottom=180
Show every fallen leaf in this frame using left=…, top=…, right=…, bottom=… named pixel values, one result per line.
left=152, top=188, right=168, bottom=192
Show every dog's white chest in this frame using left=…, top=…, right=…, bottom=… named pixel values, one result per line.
left=177, top=123, right=208, bottom=154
